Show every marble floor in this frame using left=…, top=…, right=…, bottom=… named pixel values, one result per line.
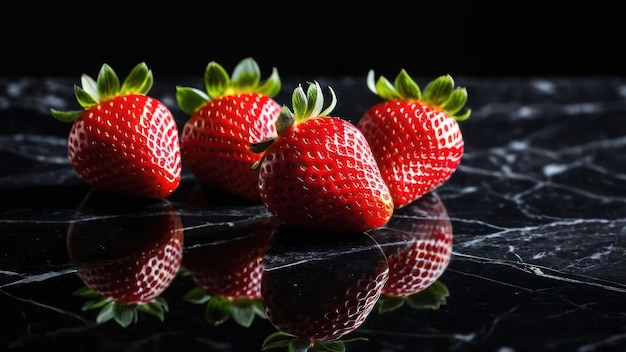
left=1, top=75, right=626, bottom=351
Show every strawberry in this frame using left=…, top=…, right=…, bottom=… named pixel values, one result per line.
left=181, top=216, right=277, bottom=327
left=261, top=226, right=389, bottom=349
left=251, top=81, right=394, bottom=232
left=175, top=57, right=282, bottom=202
left=356, top=69, right=471, bottom=208
left=50, top=62, right=182, bottom=199
left=67, top=189, right=184, bottom=327
left=369, top=191, right=453, bottom=312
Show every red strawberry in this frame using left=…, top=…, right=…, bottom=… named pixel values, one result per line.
left=181, top=216, right=277, bottom=327
left=369, top=191, right=452, bottom=312
left=67, top=189, right=184, bottom=327
left=261, top=226, right=389, bottom=350
left=356, top=70, right=471, bottom=208
left=50, top=62, right=181, bottom=199
left=176, top=57, right=282, bottom=202
left=251, top=81, right=394, bottom=232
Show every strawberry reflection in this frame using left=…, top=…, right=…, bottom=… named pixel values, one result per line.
left=181, top=216, right=277, bottom=327
left=369, top=191, right=452, bottom=313
left=261, top=226, right=389, bottom=351
left=66, top=189, right=184, bottom=327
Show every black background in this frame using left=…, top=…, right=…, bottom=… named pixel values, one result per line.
left=3, top=3, right=623, bottom=79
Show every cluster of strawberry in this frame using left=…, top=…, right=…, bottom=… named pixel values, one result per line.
left=51, top=58, right=470, bottom=233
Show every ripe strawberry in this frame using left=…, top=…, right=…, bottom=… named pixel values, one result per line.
left=357, top=69, right=471, bottom=208
left=181, top=216, right=277, bottom=327
left=50, top=62, right=181, bottom=199
left=369, top=191, right=453, bottom=312
left=261, top=226, right=389, bottom=349
left=67, top=189, right=184, bottom=327
left=251, top=81, right=394, bottom=232
left=176, top=57, right=282, bottom=202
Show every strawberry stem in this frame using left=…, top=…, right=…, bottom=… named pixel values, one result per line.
left=276, top=106, right=296, bottom=135
left=290, top=81, right=337, bottom=123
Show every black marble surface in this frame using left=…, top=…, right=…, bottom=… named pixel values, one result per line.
left=2, top=74, right=626, bottom=352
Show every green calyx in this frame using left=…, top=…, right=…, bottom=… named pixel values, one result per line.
left=175, top=57, right=282, bottom=115
left=367, top=69, right=471, bottom=121
left=249, top=81, right=337, bottom=158
left=290, top=80, right=337, bottom=125
left=72, top=285, right=168, bottom=328
left=376, top=280, right=450, bottom=313
left=50, top=62, right=154, bottom=123
left=183, top=286, right=266, bottom=327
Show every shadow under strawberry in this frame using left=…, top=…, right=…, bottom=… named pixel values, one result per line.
left=368, top=192, right=453, bottom=313
left=181, top=216, right=278, bottom=327
left=67, top=189, right=184, bottom=327
left=261, top=226, right=389, bottom=351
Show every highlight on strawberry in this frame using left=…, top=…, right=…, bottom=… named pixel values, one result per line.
left=50, top=62, right=182, bottom=199
left=357, top=69, right=471, bottom=209
left=250, top=81, right=394, bottom=232
left=175, top=57, right=282, bottom=203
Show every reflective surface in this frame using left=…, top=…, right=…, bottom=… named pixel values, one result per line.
left=2, top=76, right=626, bottom=351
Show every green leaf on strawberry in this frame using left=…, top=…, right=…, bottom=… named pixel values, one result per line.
left=405, top=279, right=449, bottom=310
left=74, top=286, right=169, bottom=328
left=367, top=69, right=471, bottom=121
left=230, top=298, right=266, bottom=327
left=375, top=294, right=405, bottom=313
left=205, top=295, right=233, bottom=325
left=181, top=284, right=210, bottom=303
left=176, top=57, right=281, bottom=115
left=376, top=280, right=450, bottom=313
left=183, top=286, right=266, bottom=328
left=51, top=62, right=154, bottom=122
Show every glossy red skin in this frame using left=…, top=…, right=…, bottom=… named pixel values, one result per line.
left=257, top=116, right=394, bottom=232
left=180, top=93, right=281, bottom=202
left=68, top=94, right=181, bottom=199
left=67, top=198, right=184, bottom=303
left=370, top=192, right=453, bottom=296
left=357, top=101, right=464, bottom=208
